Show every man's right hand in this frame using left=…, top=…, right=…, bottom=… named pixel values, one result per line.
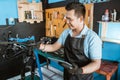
left=39, top=43, right=45, bottom=51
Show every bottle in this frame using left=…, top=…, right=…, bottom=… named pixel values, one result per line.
left=102, top=15, right=105, bottom=21
left=31, top=9, right=34, bottom=19
left=104, top=9, right=109, bottom=22
left=113, top=9, right=117, bottom=22
left=8, top=31, right=12, bottom=42
left=109, top=10, right=114, bottom=21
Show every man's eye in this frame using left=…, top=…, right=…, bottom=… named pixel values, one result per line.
left=67, top=18, right=72, bottom=21
left=69, top=19, right=73, bottom=21
left=66, top=17, right=73, bottom=22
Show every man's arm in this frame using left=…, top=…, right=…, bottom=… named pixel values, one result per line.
left=39, top=41, right=62, bottom=52
left=81, top=59, right=101, bottom=74
left=81, top=31, right=102, bottom=74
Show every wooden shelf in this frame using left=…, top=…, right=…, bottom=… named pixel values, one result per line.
left=17, top=1, right=43, bottom=23
left=24, top=19, right=41, bottom=20
left=24, top=19, right=41, bottom=23
left=34, top=10, right=43, bottom=12
left=18, top=2, right=29, bottom=4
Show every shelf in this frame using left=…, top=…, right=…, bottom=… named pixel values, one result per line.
left=101, top=37, right=120, bottom=44
left=18, top=2, right=29, bottom=4
left=24, top=19, right=41, bottom=23
left=34, top=10, right=43, bottom=12
left=98, top=21, right=120, bottom=23
left=24, top=19, right=41, bottom=20
left=17, top=1, right=43, bottom=23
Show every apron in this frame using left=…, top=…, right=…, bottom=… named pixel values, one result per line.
left=64, top=34, right=93, bottom=80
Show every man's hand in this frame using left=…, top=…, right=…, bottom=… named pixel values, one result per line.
left=68, top=64, right=83, bottom=75
left=59, top=62, right=83, bottom=75
left=39, top=43, right=45, bottom=50
left=68, top=64, right=78, bottom=75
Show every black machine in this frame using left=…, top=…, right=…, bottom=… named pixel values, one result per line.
left=0, top=31, right=71, bottom=80
left=0, top=31, right=38, bottom=79
left=0, top=32, right=53, bottom=80
left=0, top=42, right=28, bottom=79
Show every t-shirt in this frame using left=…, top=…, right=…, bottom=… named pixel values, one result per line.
left=57, top=25, right=102, bottom=59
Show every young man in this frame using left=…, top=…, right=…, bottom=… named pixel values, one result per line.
left=39, top=2, right=102, bottom=80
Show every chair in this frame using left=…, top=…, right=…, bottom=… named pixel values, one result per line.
left=96, top=60, right=118, bottom=80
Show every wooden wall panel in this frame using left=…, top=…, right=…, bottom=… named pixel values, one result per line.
left=45, top=7, right=68, bottom=38
left=45, top=4, right=94, bottom=38
left=85, top=3, right=94, bottom=29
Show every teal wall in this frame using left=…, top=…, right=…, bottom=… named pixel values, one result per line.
left=0, top=0, right=18, bottom=25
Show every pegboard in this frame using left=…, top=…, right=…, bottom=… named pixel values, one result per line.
left=45, top=4, right=94, bottom=38
left=45, top=7, right=67, bottom=38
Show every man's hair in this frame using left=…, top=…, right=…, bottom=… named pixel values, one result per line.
left=65, top=2, right=86, bottom=18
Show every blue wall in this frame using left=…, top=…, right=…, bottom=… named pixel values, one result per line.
left=0, top=0, right=18, bottom=25
left=102, top=42, right=120, bottom=62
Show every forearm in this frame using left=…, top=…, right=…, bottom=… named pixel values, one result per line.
left=42, top=44, right=57, bottom=52
left=39, top=42, right=62, bottom=52
left=82, top=59, right=101, bottom=74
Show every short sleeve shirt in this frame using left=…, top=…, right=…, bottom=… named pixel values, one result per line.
left=57, top=25, right=102, bottom=59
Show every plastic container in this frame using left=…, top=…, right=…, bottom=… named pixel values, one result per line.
left=104, top=9, right=109, bottom=22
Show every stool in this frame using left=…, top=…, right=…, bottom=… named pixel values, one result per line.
left=96, top=60, right=118, bottom=80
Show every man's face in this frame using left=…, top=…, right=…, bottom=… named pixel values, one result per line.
left=65, top=10, right=80, bottom=30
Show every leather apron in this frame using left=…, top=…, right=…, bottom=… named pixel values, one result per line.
left=64, top=34, right=93, bottom=80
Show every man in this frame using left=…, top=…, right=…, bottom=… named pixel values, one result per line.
left=39, top=2, right=102, bottom=80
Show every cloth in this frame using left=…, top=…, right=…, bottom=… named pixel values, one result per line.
left=57, top=25, right=102, bottom=59
left=64, top=34, right=93, bottom=80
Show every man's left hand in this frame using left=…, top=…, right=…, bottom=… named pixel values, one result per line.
left=69, top=64, right=83, bottom=75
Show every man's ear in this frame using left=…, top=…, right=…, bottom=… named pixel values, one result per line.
left=79, top=16, right=84, bottom=22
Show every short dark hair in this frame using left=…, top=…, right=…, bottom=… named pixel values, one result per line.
left=65, top=2, right=86, bottom=18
